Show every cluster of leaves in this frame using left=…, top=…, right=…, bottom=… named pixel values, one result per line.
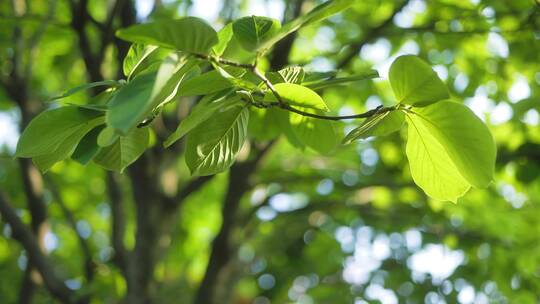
left=14, top=0, right=495, bottom=202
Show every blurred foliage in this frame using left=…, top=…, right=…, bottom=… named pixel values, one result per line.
left=1, top=0, right=540, bottom=303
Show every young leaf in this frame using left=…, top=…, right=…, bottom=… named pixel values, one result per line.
left=342, top=110, right=404, bottom=144
left=413, top=101, right=496, bottom=188
left=406, top=112, right=471, bottom=202
left=94, top=128, right=149, bottom=172
left=389, top=55, right=449, bottom=107
left=185, top=105, right=249, bottom=176
left=233, top=16, right=281, bottom=51
left=266, top=66, right=305, bottom=84
left=289, top=109, right=338, bottom=154
left=49, top=80, right=120, bottom=101
left=16, top=107, right=104, bottom=158
left=264, top=83, right=329, bottom=112
left=257, top=0, right=353, bottom=52
left=116, top=17, right=218, bottom=55
left=164, top=92, right=241, bottom=147
left=304, top=70, right=379, bottom=90
left=123, top=44, right=158, bottom=79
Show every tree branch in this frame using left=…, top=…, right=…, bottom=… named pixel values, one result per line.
left=0, top=193, right=75, bottom=303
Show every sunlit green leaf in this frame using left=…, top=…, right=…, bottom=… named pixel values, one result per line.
left=265, top=83, right=329, bottom=112
left=413, top=101, right=496, bottom=188
left=406, top=112, right=471, bottom=202
left=389, top=55, right=449, bottom=106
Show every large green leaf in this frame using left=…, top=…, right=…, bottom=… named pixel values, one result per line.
left=389, top=55, right=449, bottom=107
left=406, top=112, right=470, bottom=202
left=232, top=16, right=281, bottom=51
left=413, top=101, right=496, bottom=188
left=289, top=109, right=338, bottom=154
left=185, top=105, right=249, bottom=176
left=116, top=17, right=218, bottom=54
left=122, top=44, right=158, bottom=79
left=164, top=92, right=241, bottom=147
left=93, top=128, right=149, bottom=172
left=16, top=107, right=104, bottom=158
left=257, top=0, right=353, bottom=52
left=108, top=55, right=197, bottom=134
left=342, top=110, right=404, bottom=144
left=265, top=83, right=329, bottom=112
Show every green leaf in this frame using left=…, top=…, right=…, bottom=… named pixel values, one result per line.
left=342, top=110, right=404, bottom=144
left=123, top=44, right=158, bottom=79
left=71, top=127, right=103, bottom=165
left=405, top=111, right=471, bottom=202
left=177, top=70, right=238, bottom=97
left=164, top=92, right=241, bottom=147
left=30, top=117, right=105, bottom=172
left=16, top=107, right=103, bottom=158
left=185, top=105, right=249, bottom=176
left=94, top=128, right=149, bottom=172
left=264, top=83, right=329, bottom=112
left=97, top=126, right=119, bottom=147
left=116, top=17, right=218, bottom=54
left=108, top=55, right=197, bottom=134
left=389, top=55, right=449, bottom=107
left=413, top=101, right=496, bottom=188
left=49, top=80, right=120, bottom=101
left=266, top=66, right=305, bottom=84
left=304, top=70, right=379, bottom=90
left=257, top=0, right=353, bottom=52
left=290, top=109, right=338, bottom=154
left=213, top=23, right=234, bottom=56
left=233, top=16, right=281, bottom=51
